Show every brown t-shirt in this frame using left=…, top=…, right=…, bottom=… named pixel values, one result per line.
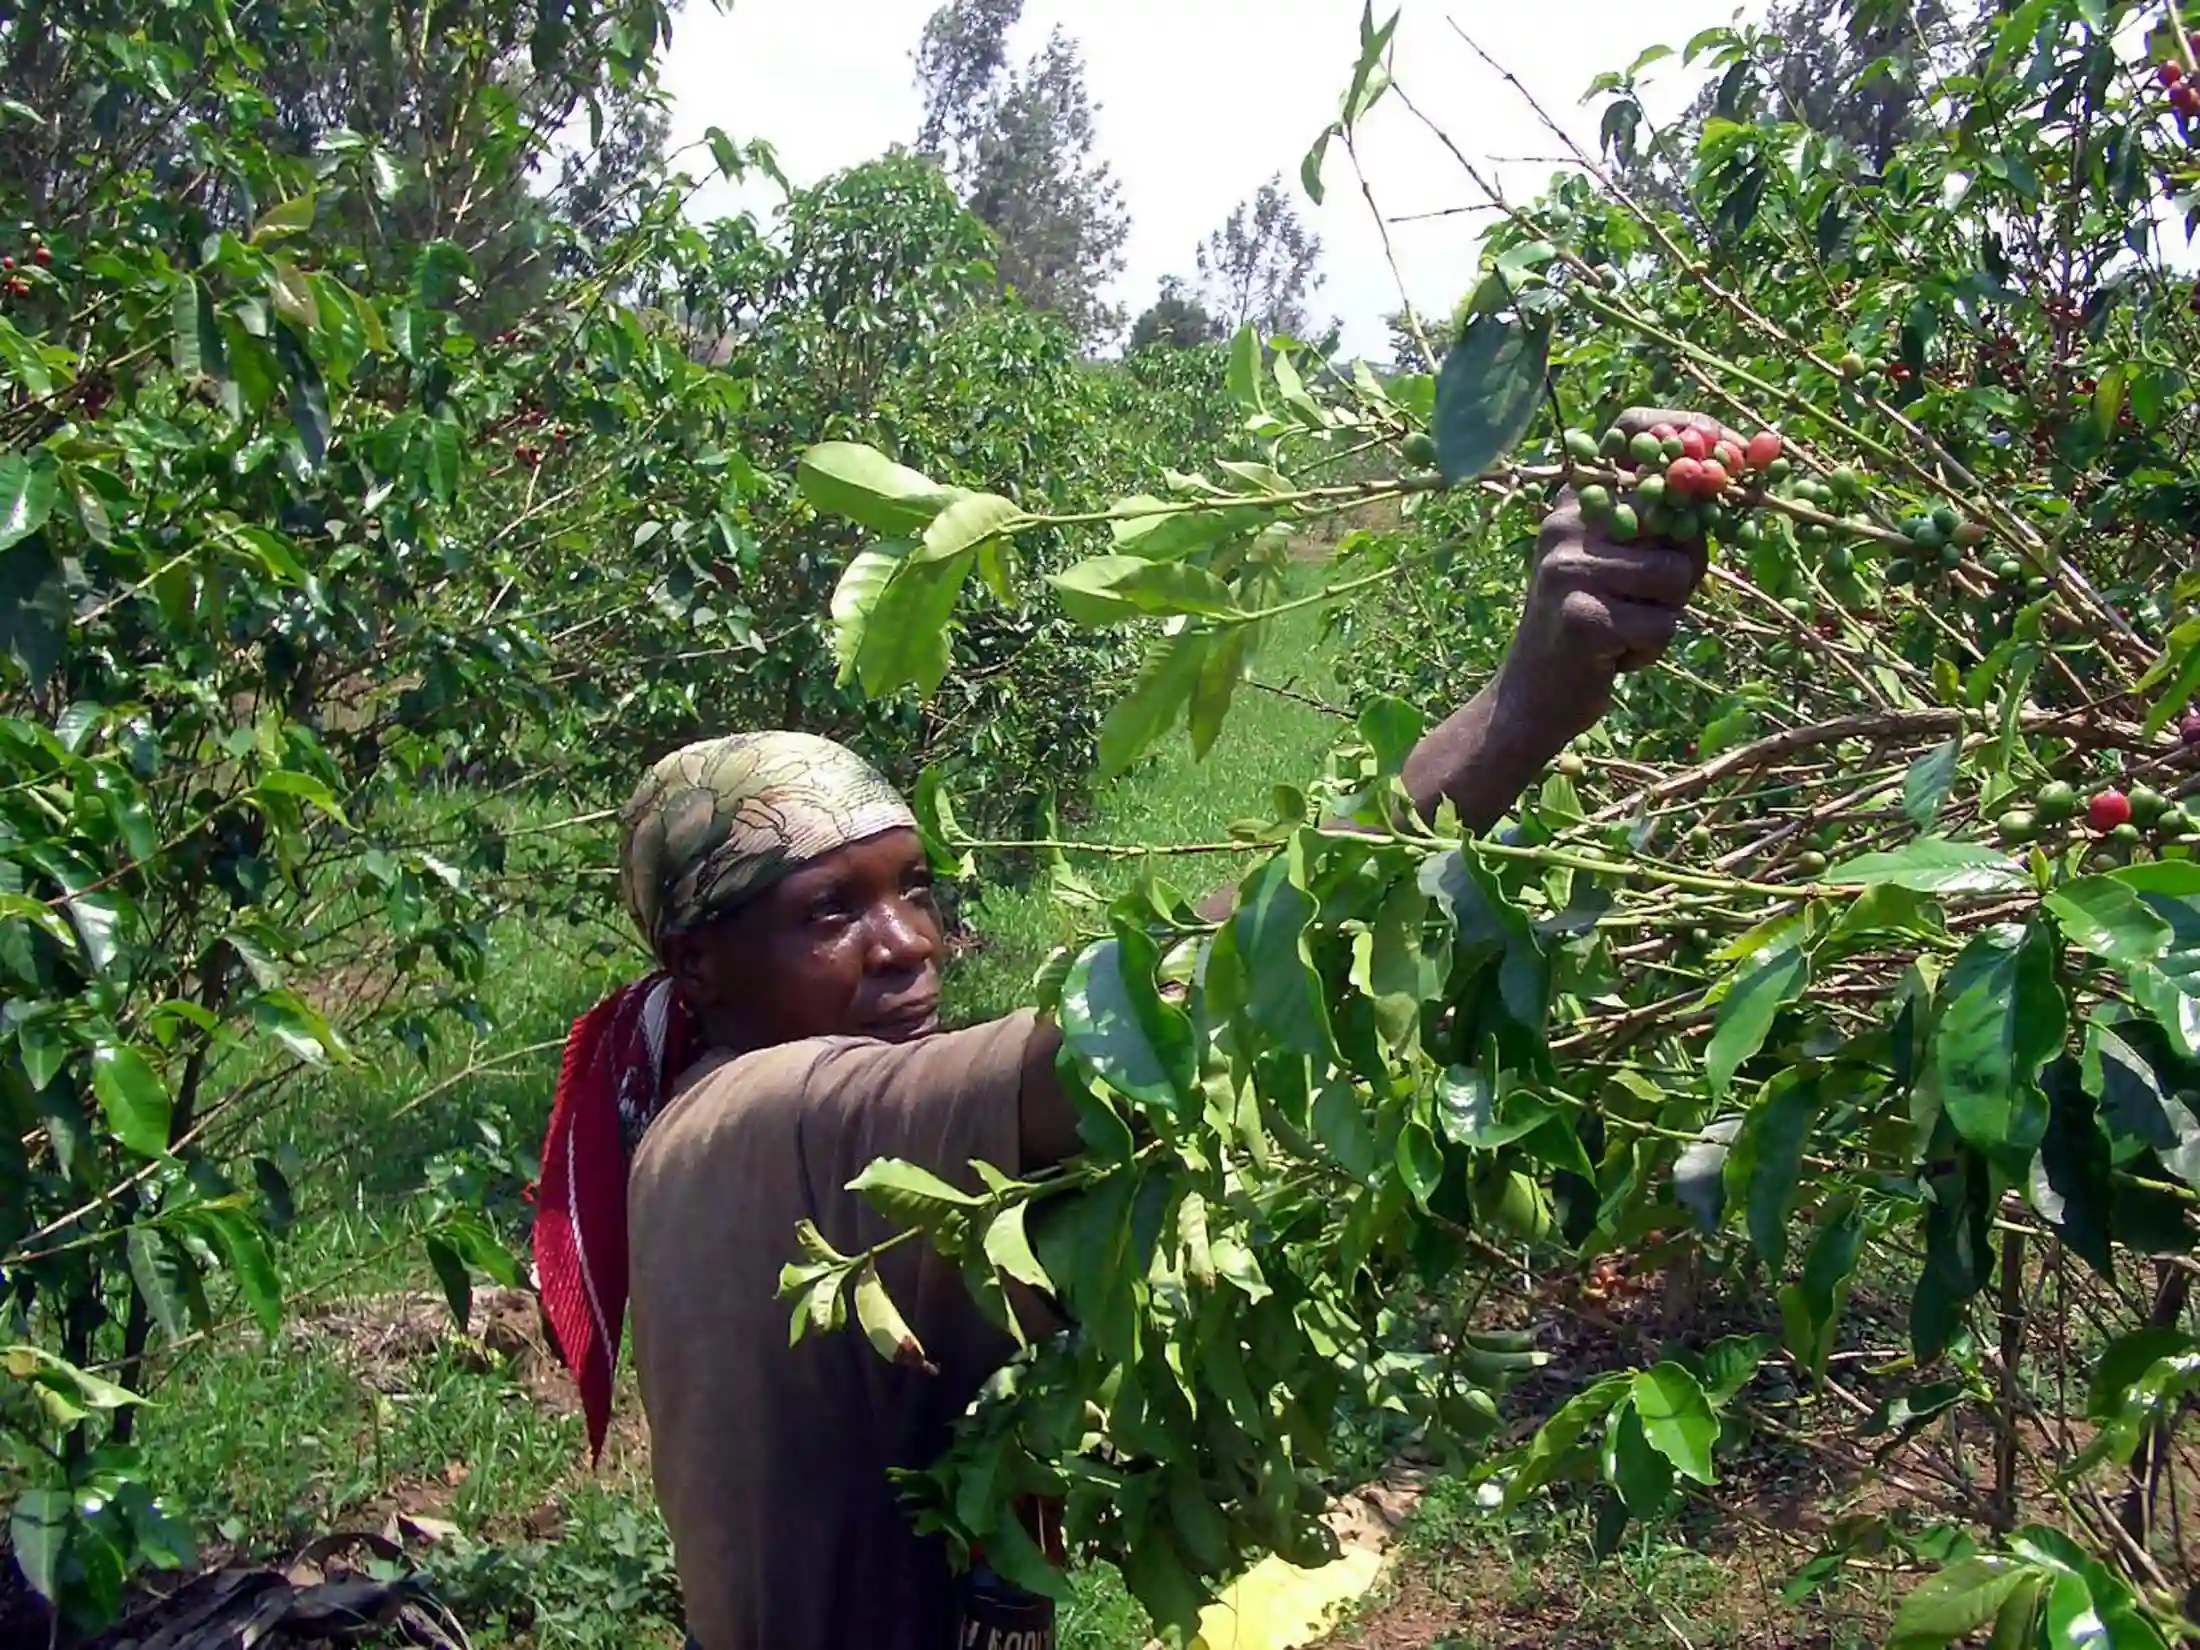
left=627, top=1011, right=1042, bottom=1650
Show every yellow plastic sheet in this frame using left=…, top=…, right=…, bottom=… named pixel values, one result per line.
left=1177, top=1548, right=1386, bottom=1650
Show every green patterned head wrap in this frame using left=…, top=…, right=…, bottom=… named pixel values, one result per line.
left=618, top=732, right=917, bottom=952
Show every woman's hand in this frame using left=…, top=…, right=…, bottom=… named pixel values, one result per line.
left=1401, top=406, right=1731, bottom=830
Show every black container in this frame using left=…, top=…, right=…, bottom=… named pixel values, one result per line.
left=954, top=1567, right=1056, bottom=1650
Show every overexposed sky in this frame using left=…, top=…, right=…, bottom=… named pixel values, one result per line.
left=657, top=2, right=1750, bottom=358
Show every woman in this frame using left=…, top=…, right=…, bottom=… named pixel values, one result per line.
left=532, top=407, right=1729, bottom=1650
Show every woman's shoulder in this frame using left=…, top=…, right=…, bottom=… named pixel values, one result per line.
left=643, top=1012, right=1042, bottom=1154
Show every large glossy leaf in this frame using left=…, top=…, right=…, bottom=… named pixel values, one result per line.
left=1826, top=838, right=2026, bottom=895
left=1778, top=1196, right=1863, bottom=1379
left=1932, top=923, right=2063, bottom=1154
left=1743, top=1075, right=1817, bottom=1272
left=829, top=541, right=911, bottom=688
left=2047, top=876, right=2171, bottom=967
left=1433, top=313, right=1550, bottom=483
left=797, top=442, right=964, bottom=536
left=1098, top=630, right=1210, bottom=777
left=91, top=1042, right=172, bottom=1157
left=1605, top=1399, right=1676, bottom=1515
left=1631, top=1363, right=1717, bottom=1483
left=1890, top=1556, right=2034, bottom=1648
left=1061, top=934, right=1195, bottom=1112
left=1704, top=936, right=1810, bottom=1095
left=2031, top=1060, right=2115, bottom=1275
left=1225, top=325, right=1264, bottom=411
left=1217, top=837, right=1335, bottom=1059
left=1048, top=556, right=1247, bottom=626
left=1186, top=623, right=1250, bottom=760
left=8, top=1487, right=67, bottom=1602
left=0, top=449, right=58, bottom=553
left=1903, top=737, right=1962, bottom=829
left=916, top=491, right=1021, bottom=564
left=1502, top=1373, right=1630, bottom=1507
left=855, top=550, right=974, bottom=700
left=2085, top=1021, right=2200, bottom=1185
left=187, top=1208, right=282, bottom=1335
left=848, top=1158, right=983, bottom=1230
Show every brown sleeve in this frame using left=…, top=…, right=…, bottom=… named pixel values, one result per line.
left=797, top=1009, right=1045, bottom=1196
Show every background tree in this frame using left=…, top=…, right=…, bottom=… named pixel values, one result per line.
left=1196, top=174, right=1328, bottom=342
left=1383, top=304, right=1440, bottom=373
left=1128, top=276, right=1224, bottom=352
left=912, top=0, right=1130, bottom=344
left=1611, top=0, right=1968, bottom=206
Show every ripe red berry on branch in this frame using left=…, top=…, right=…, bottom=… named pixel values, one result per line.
left=1678, top=426, right=1708, bottom=462
left=30, top=246, right=50, bottom=267
left=2089, top=790, right=2133, bottom=832
left=1745, top=430, right=1783, bottom=470
left=2176, top=82, right=2200, bottom=116
left=1699, top=458, right=1730, bottom=495
left=1667, top=455, right=1705, bottom=496
left=2165, top=60, right=2187, bottom=85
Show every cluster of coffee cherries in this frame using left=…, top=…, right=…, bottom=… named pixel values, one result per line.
left=1566, top=421, right=1786, bottom=543
left=0, top=232, right=51, bottom=299
left=502, top=403, right=571, bottom=469
left=2159, top=41, right=2200, bottom=120
left=1999, top=776, right=2199, bottom=859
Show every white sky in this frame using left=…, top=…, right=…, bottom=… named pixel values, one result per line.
left=658, top=3, right=1750, bottom=358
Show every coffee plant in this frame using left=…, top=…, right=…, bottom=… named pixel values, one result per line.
left=787, top=3, right=2200, bottom=1645
left=0, top=0, right=1239, bottom=1634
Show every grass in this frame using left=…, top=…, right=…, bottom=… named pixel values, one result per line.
left=132, top=596, right=1349, bottom=1649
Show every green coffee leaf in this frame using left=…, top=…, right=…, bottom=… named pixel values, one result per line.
left=1605, top=1398, right=1676, bottom=1516
left=8, top=1487, right=67, bottom=1602
left=185, top=1208, right=282, bottom=1335
left=1220, top=836, right=1334, bottom=1059
left=2138, top=617, right=2200, bottom=740
left=3, top=1345, right=146, bottom=1412
left=1226, top=324, right=1264, bottom=411
left=2085, top=1022, right=2200, bottom=1186
left=829, top=541, right=912, bottom=688
left=1502, top=1374, right=1629, bottom=1508
left=856, top=550, right=974, bottom=700
left=1932, top=923, right=2063, bottom=1154
left=1890, top=1556, right=2033, bottom=1649
left=1631, top=1363, right=1718, bottom=1483
left=1825, top=838, right=2026, bottom=895
left=126, top=1227, right=193, bottom=1341
left=1433, top=313, right=1551, bottom=483
left=852, top=1264, right=933, bottom=1372
left=981, top=1203, right=1052, bottom=1293
left=1903, top=736, right=1962, bottom=830
left=0, top=449, right=58, bottom=553
left=1048, top=556, right=1247, bottom=626
left=1060, top=934, right=1195, bottom=1111
left=425, top=1234, right=470, bottom=1329
left=916, top=491, right=1021, bottom=564
left=91, top=1042, right=172, bottom=1157
left=1743, top=1077, right=1816, bottom=1272
left=1099, top=630, right=1210, bottom=777
left=1187, top=623, right=1250, bottom=760
left=849, top=1158, right=983, bottom=1230
left=1704, top=936, right=1810, bottom=1095
left=2047, top=877, right=2170, bottom=967
left=797, top=442, right=964, bottom=536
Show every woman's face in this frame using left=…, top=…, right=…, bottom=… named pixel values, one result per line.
left=664, top=827, right=944, bottom=1048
